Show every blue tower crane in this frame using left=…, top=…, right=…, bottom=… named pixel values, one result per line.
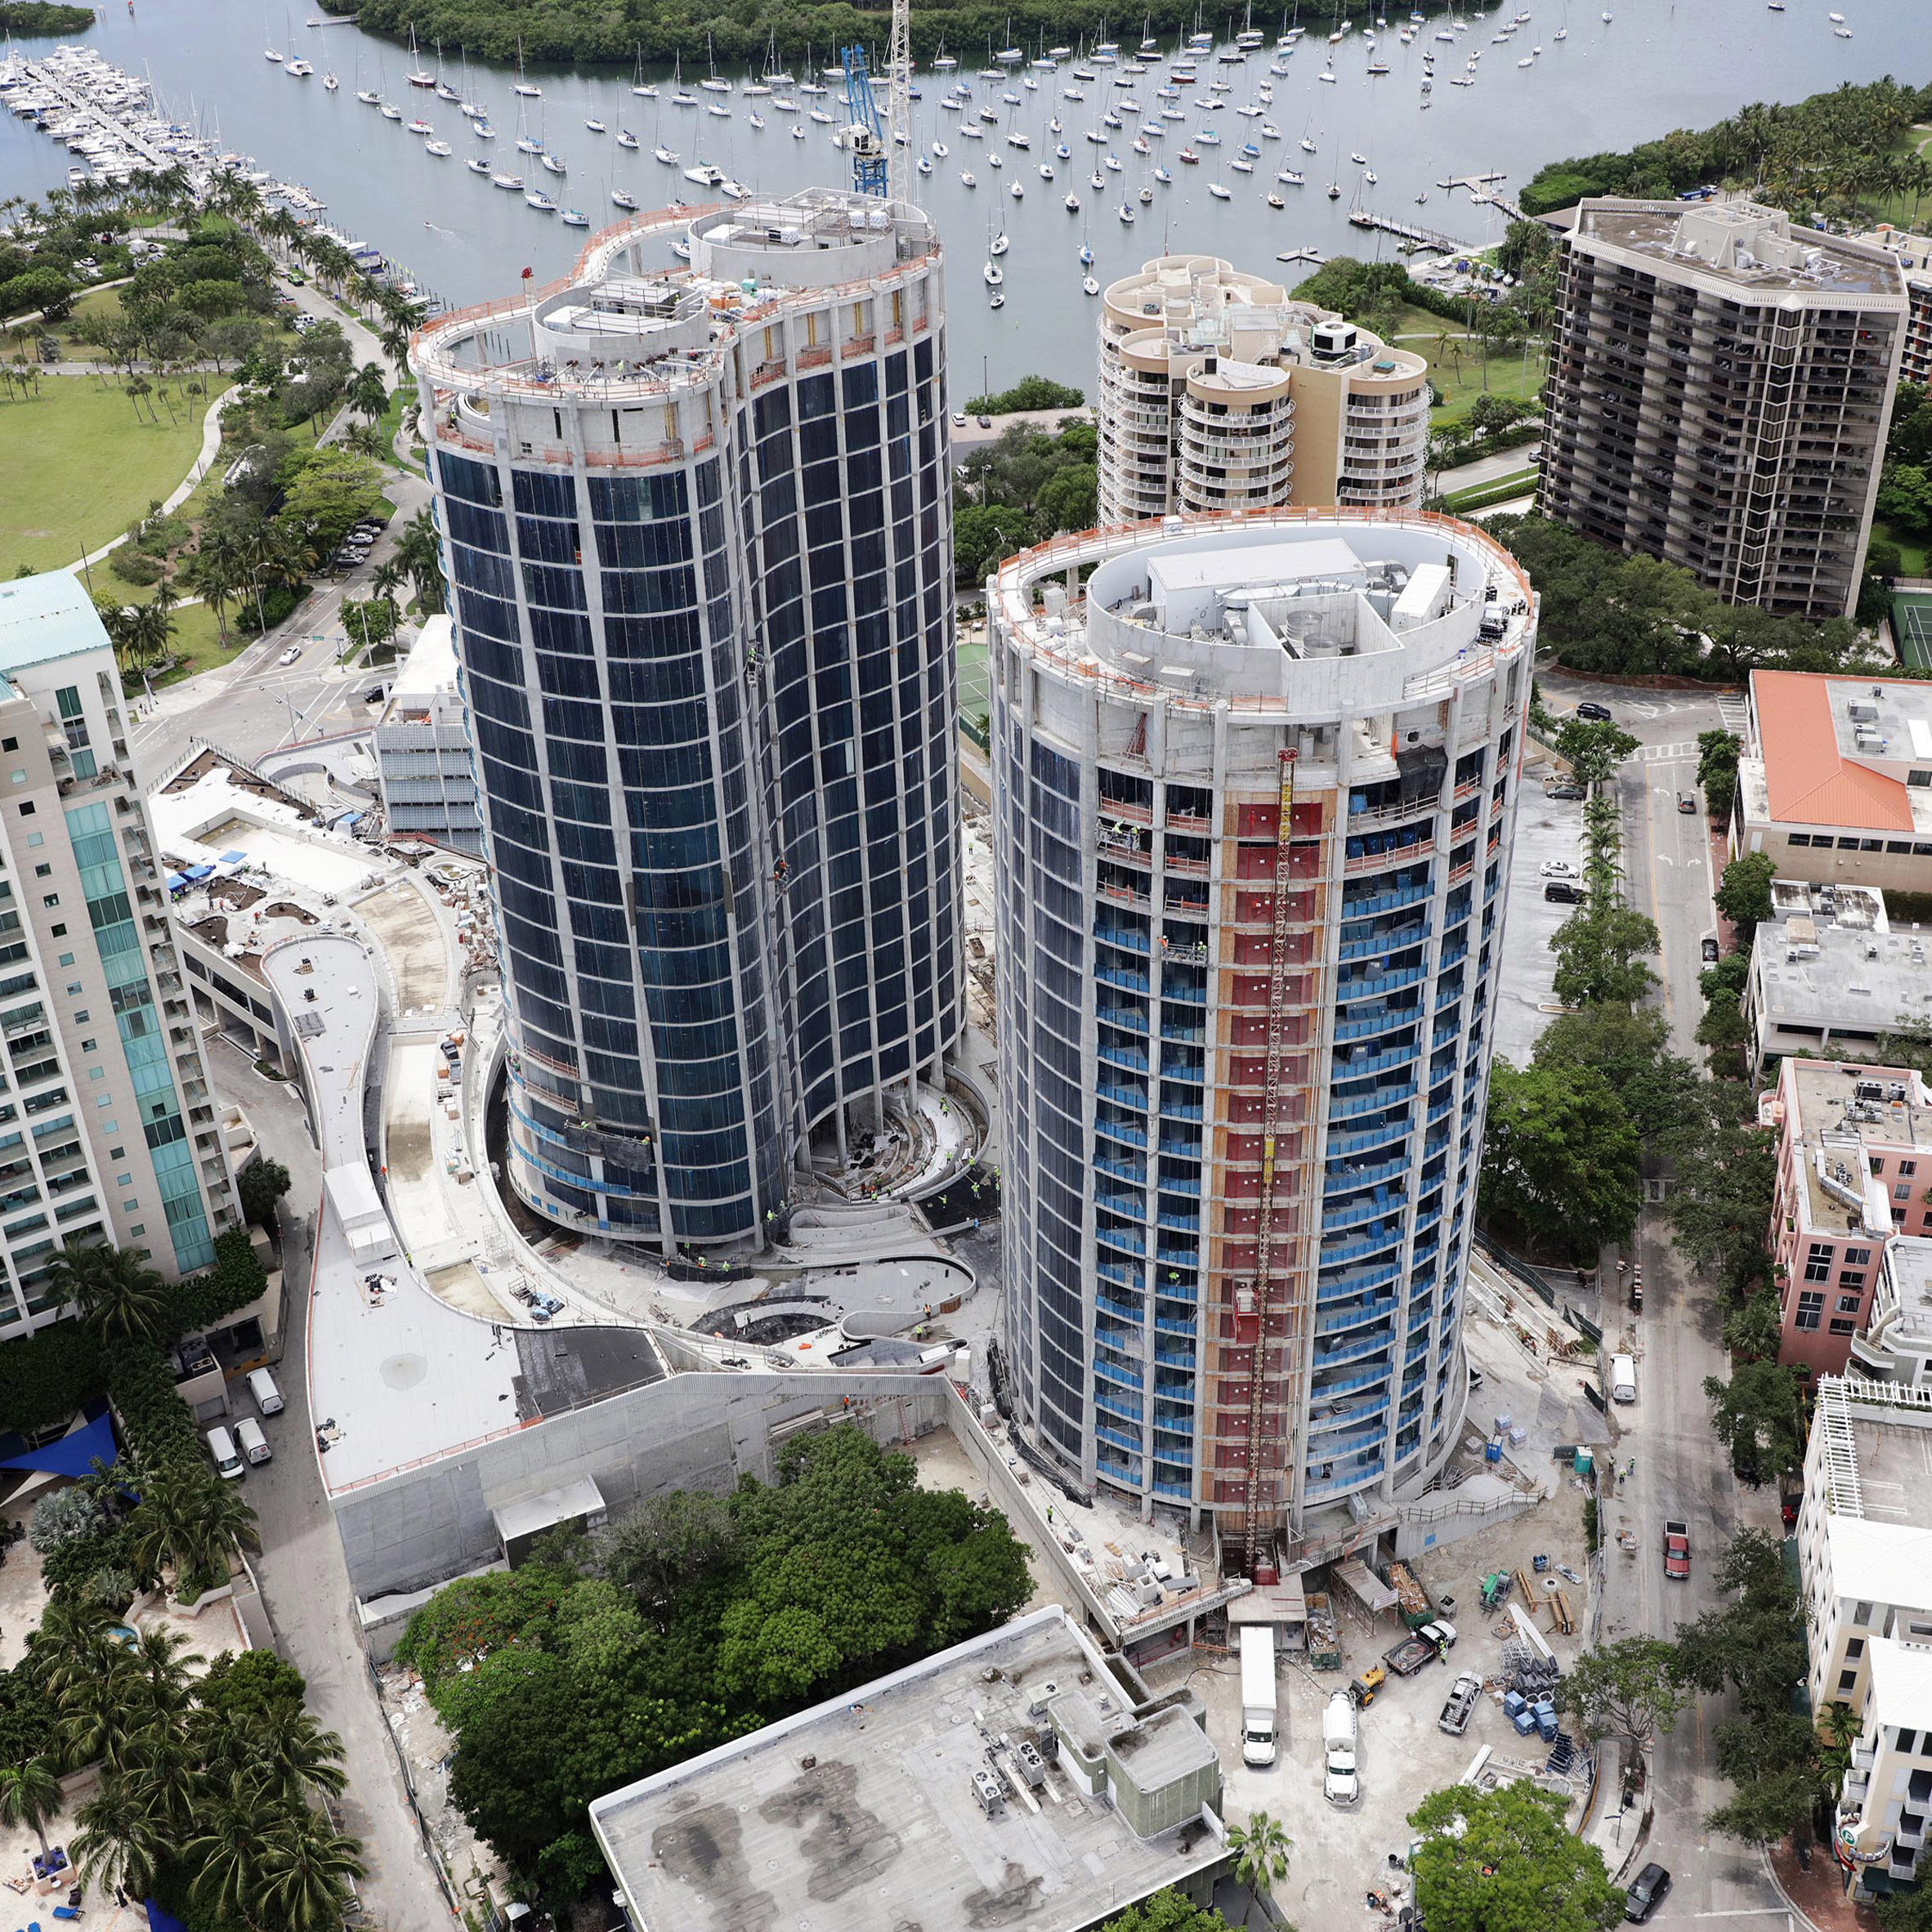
left=839, top=45, right=888, bottom=196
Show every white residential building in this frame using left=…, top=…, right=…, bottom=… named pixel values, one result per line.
left=0, top=574, right=243, bottom=1335
left=373, top=615, right=481, bottom=855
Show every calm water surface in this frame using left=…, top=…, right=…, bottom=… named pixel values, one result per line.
left=1, top=0, right=1922, bottom=391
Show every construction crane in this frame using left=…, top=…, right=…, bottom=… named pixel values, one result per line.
left=1241, top=747, right=1300, bottom=1572
left=834, top=0, right=910, bottom=202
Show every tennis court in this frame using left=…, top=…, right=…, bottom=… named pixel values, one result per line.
left=1896, top=590, right=1932, bottom=669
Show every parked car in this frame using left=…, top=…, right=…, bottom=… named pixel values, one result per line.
left=1575, top=700, right=1612, bottom=722
left=1545, top=782, right=1586, bottom=802
left=952, top=409, right=967, bottom=427
left=1702, top=937, right=1721, bottom=963
left=276, top=644, right=302, bottom=666
left=977, top=413, right=993, bottom=427
left=1625, top=1863, right=1671, bottom=1923
left=1543, top=881, right=1585, bottom=905
left=1539, top=859, right=1578, bottom=879
left=1677, top=794, right=1697, bottom=814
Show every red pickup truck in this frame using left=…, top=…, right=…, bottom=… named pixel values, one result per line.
left=1663, top=1520, right=1690, bottom=1581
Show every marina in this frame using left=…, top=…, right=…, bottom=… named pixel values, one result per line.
left=0, top=0, right=1917, bottom=390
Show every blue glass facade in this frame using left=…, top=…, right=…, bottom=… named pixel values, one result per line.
left=423, top=204, right=959, bottom=1251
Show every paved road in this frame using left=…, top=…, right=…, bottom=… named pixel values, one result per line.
left=206, top=1037, right=456, bottom=1932
left=1536, top=673, right=1791, bottom=1924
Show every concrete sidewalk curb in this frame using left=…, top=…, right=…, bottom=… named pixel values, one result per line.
left=1760, top=1845, right=1826, bottom=1932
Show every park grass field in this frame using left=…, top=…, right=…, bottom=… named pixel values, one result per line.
left=0, top=373, right=229, bottom=576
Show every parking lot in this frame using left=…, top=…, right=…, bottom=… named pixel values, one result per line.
left=1495, top=767, right=1589, bottom=1065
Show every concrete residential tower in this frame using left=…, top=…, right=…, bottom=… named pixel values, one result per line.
left=414, top=192, right=962, bottom=1251
left=0, top=575, right=241, bottom=1335
left=989, top=511, right=1534, bottom=1533
left=1539, top=198, right=1907, bottom=620
left=1096, top=255, right=1430, bottom=526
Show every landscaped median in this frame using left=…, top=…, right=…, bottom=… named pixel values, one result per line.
left=1439, top=466, right=1541, bottom=517
left=0, top=372, right=230, bottom=575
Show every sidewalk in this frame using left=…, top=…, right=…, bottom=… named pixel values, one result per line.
left=1766, top=1839, right=1878, bottom=1932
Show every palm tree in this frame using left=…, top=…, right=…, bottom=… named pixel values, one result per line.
left=181, top=1793, right=266, bottom=1924
left=252, top=1709, right=347, bottom=1805
left=396, top=506, right=445, bottom=615
left=126, top=1461, right=257, bottom=1586
left=1226, top=1810, right=1292, bottom=1925
left=370, top=556, right=407, bottom=633
left=253, top=1810, right=364, bottom=1932
left=347, top=360, right=389, bottom=427
left=0, top=1756, right=64, bottom=1856
left=44, top=1239, right=172, bottom=1343
left=71, top=1768, right=168, bottom=1903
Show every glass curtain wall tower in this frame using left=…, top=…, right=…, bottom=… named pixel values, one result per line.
left=990, top=512, right=1534, bottom=1536
left=413, top=193, right=961, bottom=1252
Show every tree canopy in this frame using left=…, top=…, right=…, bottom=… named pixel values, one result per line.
left=1409, top=1781, right=1624, bottom=1932
left=1480, top=1058, right=1642, bottom=1259
left=396, top=1427, right=1032, bottom=1909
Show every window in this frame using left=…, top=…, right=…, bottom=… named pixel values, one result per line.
left=73, top=1011, right=87, bottom=1024
left=1805, top=1240, right=1834, bottom=1283
left=34, top=865, right=49, bottom=879
left=1838, top=836, right=1863, bottom=850
left=1900, top=1729, right=1921, bottom=1755
left=48, top=925, right=63, bottom=939
left=1846, top=1246, right=1873, bottom=1265
left=1796, top=1290, right=1825, bottom=1330
left=87, top=1068, right=103, bottom=1082
left=0, top=739, right=14, bottom=754
left=1903, top=1162, right=1920, bottom=1178
left=80, top=1040, right=94, bottom=1054
left=1830, top=1317, right=1858, bottom=1335
left=1787, top=833, right=1813, bottom=847
left=56, top=954, right=72, bottom=968
left=39, top=895, right=56, bottom=909
left=24, top=834, right=39, bottom=849
left=1839, top=1295, right=1865, bottom=1313
left=121, top=1197, right=137, bottom=1213
left=16, top=803, right=31, bottom=818
left=114, top=1173, right=131, bottom=1187
left=127, top=1223, right=142, bottom=1237
left=1898, top=1184, right=1914, bottom=1202
left=108, top=1146, right=123, bottom=1161
left=64, top=983, right=79, bottom=996
left=1857, top=1602, right=1875, bottom=1627
left=1848, top=1639, right=1866, bottom=1660
left=1840, top=1669, right=1859, bottom=1693
left=1840, top=1271, right=1867, bottom=1290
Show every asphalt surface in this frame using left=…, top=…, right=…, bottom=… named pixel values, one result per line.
left=1535, top=673, right=1789, bottom=1926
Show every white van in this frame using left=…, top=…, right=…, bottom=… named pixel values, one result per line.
left=235, top=1417, right=272, bottom=1466
left=1609, top=1353, right=1638, bottom=1404
left=1322, top=1689, right=1359, bottom=1806
left=247, top=1368, right=284, bottom=1416
left=206, top=1425, right=245, bottom=1480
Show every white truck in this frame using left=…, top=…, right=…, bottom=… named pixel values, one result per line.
left=1322, top=1688, right=1359, bottom=1805
left=1239, top=1626, right=1278, bottom=1768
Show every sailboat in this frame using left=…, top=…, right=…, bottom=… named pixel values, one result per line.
left=405, top=25, right=434, bottom=87
left=284, top=11, right=314, bottom=76
left=319, top=20, right=337, bottom=89
left=632, top=44, right=659, bottom=97
left=434, top=41, right=460, bottom=100
left=700, top=32, right=731, bottom=92
left=513, top=36, right=541, bottom=96
left=355, top=52, right=378, bottom=105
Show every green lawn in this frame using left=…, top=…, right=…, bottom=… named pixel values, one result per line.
left=0, top=375, right=230, bottom=576
left=1875, top=518, right=1930, bottom=580
left=148, top=598, right=236, bottom=686
left=1429, top=342, right=1546, bottom=429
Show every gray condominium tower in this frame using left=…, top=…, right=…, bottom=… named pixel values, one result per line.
left=413, top=192, right=962, bottom=1251
left=1540, top=197, right=1906, bottom=622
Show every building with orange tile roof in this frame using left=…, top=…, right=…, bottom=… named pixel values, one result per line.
left=1733, top=670, right=1932, bottom=891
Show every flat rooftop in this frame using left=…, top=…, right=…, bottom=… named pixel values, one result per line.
left=1782, top=1060, right=1932, bottom=1237
left=1868, top=1636, right=1932, bottom=1733
left=1572, top=198, right=1905, bottom=299
left=994, top=515, right=1532, bottom=716
left=589, top=1607, right=1227, bottom=1932
left=264, top=932, right=663, bottom=1494
left=1881, top=1237, right=1932, bottom=1348
left=1854, top=225, right=1932, bottom=277
left=0, top=568, right=114, bottom=675
left=1755, top=913, right=1932, bottom=1040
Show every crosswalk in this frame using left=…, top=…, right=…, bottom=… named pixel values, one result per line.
left=1714, top=697, right=1750, bottom=735
left=1639, top=741, right=1697, bottom=763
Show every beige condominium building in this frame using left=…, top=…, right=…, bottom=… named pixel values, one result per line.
left=1096, top=255, right=1430, bottom=527
left=1539, top=198, right=1907, bottom=620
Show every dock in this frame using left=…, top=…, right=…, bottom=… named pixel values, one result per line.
left=1438, top=171, right=1508, bottom=192
left=1347, top=208, right=1483, bottom=257
left=2, top=55, right=177, bottom=173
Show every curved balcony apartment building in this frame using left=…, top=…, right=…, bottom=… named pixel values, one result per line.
left=1097, top=256, right=1431, bottom=527
left=990, top=512, right=1534, bottom=1531
left=413, top=192, right=962, bottom=1250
